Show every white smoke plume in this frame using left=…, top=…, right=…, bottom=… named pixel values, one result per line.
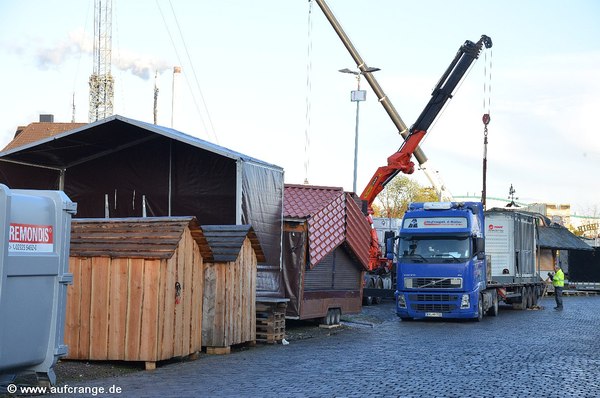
left=114, top=51, right=170, bottom=80
left=34, top=29, right=170, bottom=80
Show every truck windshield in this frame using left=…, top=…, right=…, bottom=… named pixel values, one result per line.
left=399, top=237, right=470, bottom=263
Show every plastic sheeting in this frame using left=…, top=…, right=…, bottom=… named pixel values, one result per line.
left=241, top=160, right=284, bottom=297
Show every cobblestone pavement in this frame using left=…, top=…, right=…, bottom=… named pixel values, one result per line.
left=24, top=296, right=600, bottom=397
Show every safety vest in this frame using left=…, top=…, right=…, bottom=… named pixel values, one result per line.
left=553, top=268, right=565, bottom=288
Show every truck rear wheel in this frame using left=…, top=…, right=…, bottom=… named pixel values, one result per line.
left=487, top=292, right=499, bottom=316
left=476, top=294, right=484, bottom=322
left=374, top=277, right=383, bottom=305
left=363, top=278, right=375, bottom=306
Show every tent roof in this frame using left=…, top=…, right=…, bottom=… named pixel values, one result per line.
left=0, top=115, right=282, bottom=172
left=538, top=225, right=592, bottom=251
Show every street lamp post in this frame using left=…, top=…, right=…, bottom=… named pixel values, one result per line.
left=339, top=67, right=380, bottom=194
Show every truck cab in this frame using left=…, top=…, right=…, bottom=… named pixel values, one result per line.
left=395, top=202, right=486, bottom=320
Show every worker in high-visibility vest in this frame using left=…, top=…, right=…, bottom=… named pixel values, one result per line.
left=549, top=262, right=565, bottom=310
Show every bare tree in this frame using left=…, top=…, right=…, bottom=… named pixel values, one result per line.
left=374, top=176, right=438, bottom=218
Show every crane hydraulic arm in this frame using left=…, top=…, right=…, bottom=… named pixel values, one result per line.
left=359, top=35, right=493, bottom=211
left=314, top=0, right=453, bottom=201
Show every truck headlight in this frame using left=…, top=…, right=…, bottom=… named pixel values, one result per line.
left=460, top=294, right=470, bottom=309
left=397, top=294, right=407, bottom=309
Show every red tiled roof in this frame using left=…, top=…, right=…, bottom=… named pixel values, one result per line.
left=284, top=184, right=370, bottom=270
left=283, top=184, right=344, bottom=218
left=2, top=122, right=86, bottom=151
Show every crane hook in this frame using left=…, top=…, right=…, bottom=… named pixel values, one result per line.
left=482, top=113, right=491, bottom=126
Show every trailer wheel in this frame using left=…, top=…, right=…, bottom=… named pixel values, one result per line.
left=334, top=308, right=341, bottom=324
left=487, top=292, right=499, bottom=316
left=531, top=286, right=539, bottom=307
left=513, top=286, right=527, bottom=310
left=322, top=309, right=336, bottom=326
left=526, top=286, right=534, bottom=309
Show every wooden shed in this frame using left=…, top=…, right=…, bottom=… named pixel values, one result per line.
left=200, top=225, right=265, bottom=354
left=282, top=185, right=371, bottom=325
left=65, top=217, right=208, bottom=370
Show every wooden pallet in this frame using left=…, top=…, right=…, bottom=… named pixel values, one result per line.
left=256, top=301, right=287, bottom=344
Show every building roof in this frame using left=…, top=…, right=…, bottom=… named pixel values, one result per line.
left=200, top=225, right=266, bottom=263
left=0, top=115, right=282, bottom=171
left=2, top=122, right=87, bottom=151
left=538, top=224, right=592, bottom=251
left=70, top=216, right=211, bottom=259
left=284, top=184, right=344, bottom=218
left=283, top=184, right=370, bottom=270
left=70, top=217, right=267, bottom=262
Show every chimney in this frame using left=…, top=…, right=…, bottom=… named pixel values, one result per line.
left=171, top=66, right=181, bottom=128
left=39, top=114, right=54, bottom=123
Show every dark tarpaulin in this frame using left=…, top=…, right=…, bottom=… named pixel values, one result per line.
left=0, top=161, right=59, bottom=190
left=568, top=247, right=600, bottom=282
left=241, top=161, right=284, bottom=297
left=50, top=137, right=237, bottom=224
left=282, top=228, right=306, bottom=316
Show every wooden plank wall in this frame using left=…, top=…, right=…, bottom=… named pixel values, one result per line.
left=65, top=226, right=203, bottom=364
left=202, top=237, right=256, bottom=350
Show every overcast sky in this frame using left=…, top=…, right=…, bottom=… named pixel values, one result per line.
left=0, top=0, right=598, bottom=215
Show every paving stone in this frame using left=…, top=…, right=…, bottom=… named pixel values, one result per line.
left=49, top=296, right=600, bottom=397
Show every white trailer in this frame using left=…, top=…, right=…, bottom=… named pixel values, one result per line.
left=484, top=209, right=545, bottom=310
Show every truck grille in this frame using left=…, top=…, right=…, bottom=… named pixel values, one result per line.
left=407, top=277, right=462, bottom=289
left=409, top=294, right=459, bottom=302
left=411, top=303, right=457, bottom=312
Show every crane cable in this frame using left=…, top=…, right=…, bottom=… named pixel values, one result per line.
left=481, top=46, right=492, bottom=209
left=303, top=0, right=314, bottom=185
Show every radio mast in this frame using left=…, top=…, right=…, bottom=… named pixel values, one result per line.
left=88, top=0, right=114, bottom=122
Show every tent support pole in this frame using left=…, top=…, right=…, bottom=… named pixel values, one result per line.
left=168, top=141, right=172, bottom=216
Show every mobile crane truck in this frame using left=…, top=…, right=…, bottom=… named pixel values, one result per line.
left=313, top=0, right=493, bottom=304
left=394, top=203, right=546, bottom=321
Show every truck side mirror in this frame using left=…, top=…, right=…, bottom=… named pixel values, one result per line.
left=386, top=235, right=398, bottom=260
left=475, top=237, right=485, bottom=255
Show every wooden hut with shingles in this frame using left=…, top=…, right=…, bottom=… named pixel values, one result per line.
left=66, top=217, right=207, bottom=370
left=201, top=225, right=264, bottom=354
left=282, top=184, right=371, bottom=325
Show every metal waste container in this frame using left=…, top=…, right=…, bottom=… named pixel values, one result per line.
left=0, top=184, right=76, bottom=386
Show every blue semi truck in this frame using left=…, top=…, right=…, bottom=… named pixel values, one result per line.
left=394, top=202, right=545, bottom=321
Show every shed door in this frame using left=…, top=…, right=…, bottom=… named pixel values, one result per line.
left=304, top=246, right=361, bottom=291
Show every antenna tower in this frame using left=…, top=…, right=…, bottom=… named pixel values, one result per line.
left=88, top=0, right=114, bottom=122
